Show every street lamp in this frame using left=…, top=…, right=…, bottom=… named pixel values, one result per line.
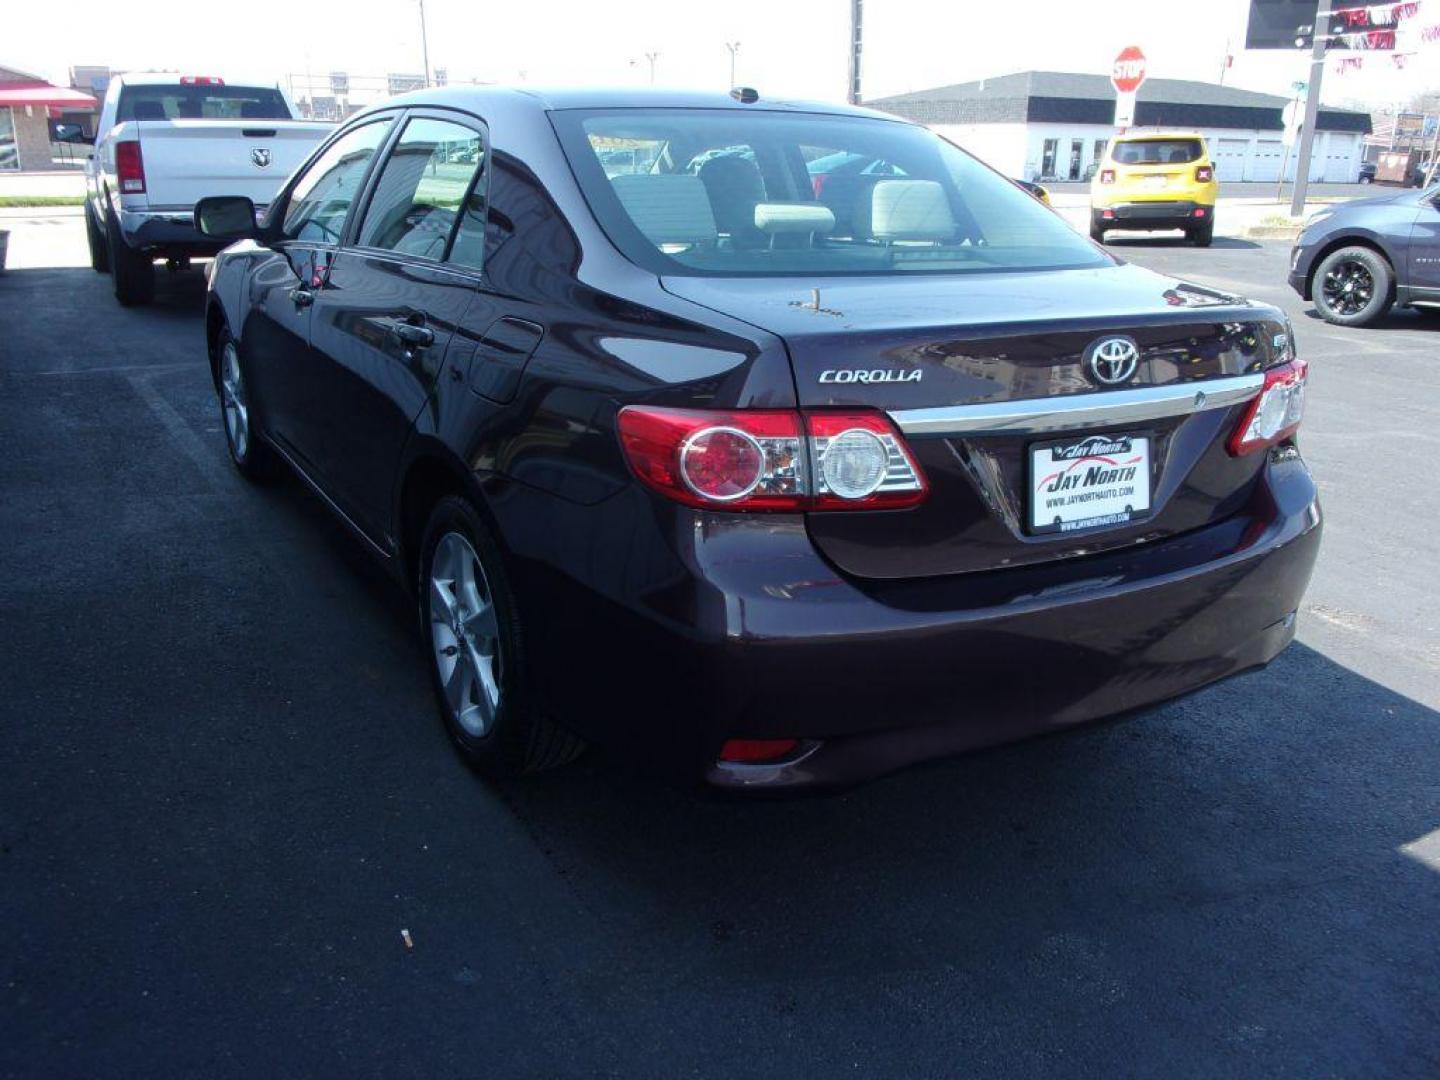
left=645, top=52, right=659, bottom=85
left=725, top=42, right=740, bottom=89
left=418, top=0, right=432, bottom=87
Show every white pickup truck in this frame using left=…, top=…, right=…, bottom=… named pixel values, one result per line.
left=84, top=73, right=331, bottom=305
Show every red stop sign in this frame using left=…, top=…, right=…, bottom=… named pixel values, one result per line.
left=1111, top=46, right=1147, bottom=95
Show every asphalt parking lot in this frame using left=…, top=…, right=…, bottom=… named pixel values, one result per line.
left=2, top=215, right=1437, bottom=1078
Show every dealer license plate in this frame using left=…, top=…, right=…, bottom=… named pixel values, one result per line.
left=1029, top=434, right=1152, bottom=534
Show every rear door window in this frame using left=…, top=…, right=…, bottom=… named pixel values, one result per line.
left=281, top=119, right=394, bottom=244
left=354, top=117, right=486, bottom=264
left=117, top=84, right=291, bottom=121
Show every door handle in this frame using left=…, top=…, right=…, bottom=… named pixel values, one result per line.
left=389, top=321, right=435, bottom=348
left=289, top=287, right=314, bottom=308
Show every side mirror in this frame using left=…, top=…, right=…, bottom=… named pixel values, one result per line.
left=195, top=195, right=259, bottom=240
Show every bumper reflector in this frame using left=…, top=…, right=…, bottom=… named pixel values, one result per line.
left=719, top=738, right=801, bottom=763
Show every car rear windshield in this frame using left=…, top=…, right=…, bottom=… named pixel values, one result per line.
left=117, top=85, right=292, bottom=122
left=552, top=108, right=1109, bottom=277
left=1112, top=139, right=1203, bottom=165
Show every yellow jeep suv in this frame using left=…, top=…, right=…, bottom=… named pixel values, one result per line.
left=1089, top=133, right=1219, bottom=246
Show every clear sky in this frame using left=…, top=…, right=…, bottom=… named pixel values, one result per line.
left=6, top=0, right=1435, bottom=110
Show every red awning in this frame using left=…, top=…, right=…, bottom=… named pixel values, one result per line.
left=0, top=82, right=98, bottom=109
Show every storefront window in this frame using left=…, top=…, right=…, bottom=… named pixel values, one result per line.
left=0, top=108, right=19, bottom=171
left=1040, top=138, right=1057, bottom=178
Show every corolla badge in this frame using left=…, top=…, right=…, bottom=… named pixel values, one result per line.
left=1085, top=336, right=1140, bottom=386
left=818, top=368, right=922, bottom=384
left=250, top=148, right=273, bottom=168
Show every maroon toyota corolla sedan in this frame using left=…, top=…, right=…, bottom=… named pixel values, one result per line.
left=195, top=87, right=1319, bottom=790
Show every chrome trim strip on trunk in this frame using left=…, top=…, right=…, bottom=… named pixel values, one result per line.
left=890, top=374, right=1266, bottom=438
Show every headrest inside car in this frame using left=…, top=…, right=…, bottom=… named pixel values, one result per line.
left=753, top=202, right=836, bottom=234
left=869, top=180, right=955, bottom=243
left=611, top=174, right=717, bottom=246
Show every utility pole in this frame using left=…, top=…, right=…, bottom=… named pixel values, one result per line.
left=645, top=52, right=659, bottom=85
left=847, top=0, right=863, bottom=105
left=1218, top=38, right=1230, bottom=86
left=725, top=42, right=740, bottom=88
left=1289, top=0, right=1333, bottom=218
left=418, top=0, right=432, bottom=87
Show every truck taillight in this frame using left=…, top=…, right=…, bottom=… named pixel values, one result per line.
left=179, top=76, right=225, bottom=86
left=1195, top=165, right=1214, bottom=183
left=1229, top=359, right=1307, bottom=456
left=1099, top=169, right=1116, bottom=184
left=617, top=406, right=927, bottom=511
left=115, top=140, right=145, bottom=194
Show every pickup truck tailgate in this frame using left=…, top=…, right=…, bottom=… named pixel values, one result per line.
left=135, top=120, right=330, bottom=208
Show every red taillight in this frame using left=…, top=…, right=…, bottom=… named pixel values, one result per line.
left=1229, top=359, right=1307, bottom=456
left=1195, top=166, right=1214, bottom=183
left=1193, top=207, right=1208, bottom=218
left=1099, top=169, right=1116, bottom=184
left=616, top=406, right=927, bottom=512
left=179, top=76, right=224, bottom=86
left=811, top=174, right=827, bottom=198
left=115, top=140, right=145, bottom=194
left=719, top=738, right=800, bottom=763
left=1102, top=209, right=1115, bottom=219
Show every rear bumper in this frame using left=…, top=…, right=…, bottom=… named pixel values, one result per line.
left=116, top=207, right=229, bottom=256
left=1094, top=201, right=1211, bottom=228
left=508, top=447, right=1321, bottom=791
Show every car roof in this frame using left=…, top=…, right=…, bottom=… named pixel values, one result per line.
left=369, top=84, right=903, bottom=122
left=1112, top=131, right=1206, bottom=141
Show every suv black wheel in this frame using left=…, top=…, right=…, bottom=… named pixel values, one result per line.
left=1313, top=245, right=1393, bottom=327
left=106, top=209, right=155, bottom=306
left=216, top=329, right=281, bottom=482
left=85, top=203, right=109, bottom=273
left=1089, top=216, right=1107, bottom=243
left=418, top=495, right=584, bottom=778
left=1188, top=220, right=1214, bottom=247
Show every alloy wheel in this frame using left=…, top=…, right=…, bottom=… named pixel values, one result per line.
left=1321, top=260, right=1374, bottom=318
left=428, top=532, right=502, bottom=737
left=220, top=341, right=249, bottom=459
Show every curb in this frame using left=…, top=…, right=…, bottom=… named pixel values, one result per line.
left=1244, top=225, right=1303, bottom=241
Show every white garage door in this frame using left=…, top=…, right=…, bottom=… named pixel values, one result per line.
left=1324, top=134, right=1355, bottom=182
left=1251, top=140, right=1285, bottom=182
left=1213, top=138, right=1249, bottom=182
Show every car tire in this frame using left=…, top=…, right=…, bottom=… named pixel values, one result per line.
left=216, top=329, right=282, bottom=483
left=1189, top=221, right=1214, bottom=247
left=106, top=209, right=154, bottom=306
left=1312, top=245, right=1394, bottom=328
left=1089, top=219, right=1107, bottom=243
left=85, top=203, right=110, bottom=273
left=418, top=495, right=585, bottom=778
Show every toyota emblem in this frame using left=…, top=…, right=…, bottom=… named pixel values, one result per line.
left=1086, top=336, right=1140, bottom=386
left=250, top=148, right=273, bottom=169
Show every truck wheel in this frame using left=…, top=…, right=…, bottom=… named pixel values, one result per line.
left=106, top=210, right=154, bottom=307
left=1089, top=216, right=1107, bottom=243
left=1313, top=246, right=1393, bottom=328
left=1189, top=220, right=1214, bottom=247
left=85, top=203, right=109, bottom=274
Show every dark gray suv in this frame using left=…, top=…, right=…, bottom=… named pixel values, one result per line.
left=1288, top=184, right=1440, bottom=326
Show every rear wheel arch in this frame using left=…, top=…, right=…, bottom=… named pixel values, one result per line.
left=1305, top=236, right=1396, bottom=301
left=397, top=450, right=501, bottom=595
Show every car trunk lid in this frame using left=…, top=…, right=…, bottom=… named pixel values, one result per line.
left=661, top=264, right=1289, bottom=579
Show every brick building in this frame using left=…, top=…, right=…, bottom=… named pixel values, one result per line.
left=0, top=65, right=98, bottom=171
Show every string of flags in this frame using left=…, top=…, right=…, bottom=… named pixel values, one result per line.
left=1322, top=0, right=1438, bottom=70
